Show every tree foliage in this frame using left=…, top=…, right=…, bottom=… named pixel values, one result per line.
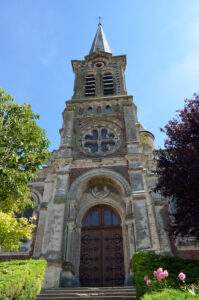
left=0, top=88, right=50, bottom=250
left=0, top=211, right=34, bottom=251
left=155, top=96, right=199, bottom=238
left=0, top=88, right=50, bottom=212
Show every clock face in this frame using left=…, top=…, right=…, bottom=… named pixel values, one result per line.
left=80, top=126, right=120, bottom=156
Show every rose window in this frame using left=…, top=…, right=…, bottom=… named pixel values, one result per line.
left=81, top=127, right=118, bottom=155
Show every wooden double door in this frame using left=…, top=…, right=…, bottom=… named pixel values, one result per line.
left=79, top=205, right=125, bottom=287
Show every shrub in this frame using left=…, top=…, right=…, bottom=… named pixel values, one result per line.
left=132, top=251, right=199, bottom=299
left=0, top=259, right=47, bottom=300
left=142, top=289, right=199, bottom=300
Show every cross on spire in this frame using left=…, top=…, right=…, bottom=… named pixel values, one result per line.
left=89, top=19, right=112, bottom=54
left=98, top=16, right=102, bottom=25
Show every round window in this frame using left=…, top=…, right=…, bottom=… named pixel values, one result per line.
left=94, top=61, right=104, bottom=68
left=80, top=127, right=118, bottom=155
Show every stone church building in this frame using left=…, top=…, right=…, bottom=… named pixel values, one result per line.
left=30, top=23, right=171, bottom=288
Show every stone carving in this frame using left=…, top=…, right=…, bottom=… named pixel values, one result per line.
left=91, top=185, right=110, bottom=198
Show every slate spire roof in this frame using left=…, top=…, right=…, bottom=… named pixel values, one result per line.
left=89, top=22, right=112, bottom=54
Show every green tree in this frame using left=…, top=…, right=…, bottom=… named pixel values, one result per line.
left=0, top=88, right=50, bottom=250
left=0, top=211, right=34, bottom=251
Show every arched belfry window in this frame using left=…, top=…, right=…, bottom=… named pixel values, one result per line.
left=82, top=205, right=121, bottom=227
left=102, top=73, right=114, bottom=96
left=85, top=74, right=95, bottom=97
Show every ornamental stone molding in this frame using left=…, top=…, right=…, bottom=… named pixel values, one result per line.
left=68, top=168, right=132, bottom=201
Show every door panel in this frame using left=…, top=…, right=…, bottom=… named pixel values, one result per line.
left=102, top=227, right=124, bottom=286
left=80, top=226, right=124, bottom=286
left=79, top=229, right=102, bottom=286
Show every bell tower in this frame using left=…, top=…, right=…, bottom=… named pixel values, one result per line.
left=72, top=22, right=127, bottom=99
left=32, top=22, right=171, bottom=288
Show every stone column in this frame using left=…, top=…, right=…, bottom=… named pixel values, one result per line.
left=41, top=168, right=70, bottom=288
left=123, top=103, right=139, bottom=155
left=61, top=220, right=81, bottom=287
left=133, top=199, right=151, bottom=250
left=128, top=151, right=153, bottom=251
left=129, top=162, right=145, bottom=193
left=143, top=174, right=161, bottom=252
left=154, top=205, right=171, bottom=253
left=33, top=175, right=55, bottom=257
left=33, top=203, right=48, bottom=257
left=60, top=106, right=74, bottom=158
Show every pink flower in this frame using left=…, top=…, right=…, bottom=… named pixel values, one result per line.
left=153, top=267, right=169, bottom=281
left=157, top=268, right=163, bottom=273
left=178, top=272, right=186, bottom=281
left=157, top=272, right=165, bottom=281
left=163, top=270, right=169, bottom=277
left=144, top=275, right=149, bottom=283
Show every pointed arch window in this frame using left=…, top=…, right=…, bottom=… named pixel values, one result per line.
left=85, top=74, right=95, bottom=97
left=103, top=73, right=114, bottom=96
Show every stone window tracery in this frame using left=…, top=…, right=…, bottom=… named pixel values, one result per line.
left=81, top=127, right=118, bottom=155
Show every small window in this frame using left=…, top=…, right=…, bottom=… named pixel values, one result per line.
left=85, top=74, right=95, bottom=97
left=105, top=105, right=112, bottom=112
left=103, top=73, right=114, bottom=96
left=87, top=106, right=93, bottom=112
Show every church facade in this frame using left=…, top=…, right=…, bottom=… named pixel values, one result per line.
left=31, top=23, right=171, bottom=288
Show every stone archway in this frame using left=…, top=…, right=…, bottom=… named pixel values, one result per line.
left=63, top=169, right=133, bottom=286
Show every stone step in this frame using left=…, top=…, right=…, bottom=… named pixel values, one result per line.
left=37, top=296, right=137, bottom=300
left=37, top=287, right=137, bottom=300
left=38, top=292, right=136, bottom=296
left=40, top=288, right=136, bottom=293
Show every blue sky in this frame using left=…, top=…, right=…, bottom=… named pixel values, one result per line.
left=0, top=0, right=199, bottom=149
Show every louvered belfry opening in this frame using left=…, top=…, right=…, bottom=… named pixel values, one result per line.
left=85, top=74, right=95, bottom=97
left=103, top=73, right=114, bottom=96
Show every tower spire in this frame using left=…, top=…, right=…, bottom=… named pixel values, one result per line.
left=89, top=20, right=112, bottom=54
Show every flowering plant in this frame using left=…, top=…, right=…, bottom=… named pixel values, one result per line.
left=144, top=268, right=188, bottom=293
left=178, top=272, right=186, bottom=282
left=153, top=268, right=169, bottom=281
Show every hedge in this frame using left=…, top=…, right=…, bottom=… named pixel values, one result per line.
left=142, top=289, right=199, bottom=300
left=132, top=251, right=199, bottom=299
left=0, top=259, right=47, bottom=300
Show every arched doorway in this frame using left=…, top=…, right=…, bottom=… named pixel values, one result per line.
left=79, top=205, right=125, bottom=287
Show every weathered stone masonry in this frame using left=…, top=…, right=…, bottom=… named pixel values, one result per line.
left=31, top=23, right=171, bottom=288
